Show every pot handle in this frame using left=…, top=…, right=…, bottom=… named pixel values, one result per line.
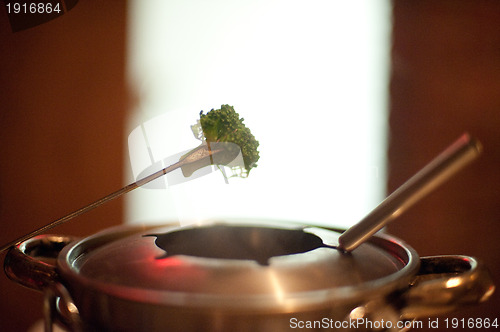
left=44, top=282, right=83, bottom=332
left=3, top=234, right=77, bottom=291
left=401, top=255, right=495, bottom=319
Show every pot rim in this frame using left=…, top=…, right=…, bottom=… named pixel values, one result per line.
left=56, top=222, right=420, bottom=312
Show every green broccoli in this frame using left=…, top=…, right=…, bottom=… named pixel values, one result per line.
left=191, top=104, right=260, bottom=177
left=0, top=106, right=260, bottom=251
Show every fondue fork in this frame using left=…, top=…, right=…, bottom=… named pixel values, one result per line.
left=0, top=144, right=227, bottom=254
left=338, top=133, right=482, bottom=252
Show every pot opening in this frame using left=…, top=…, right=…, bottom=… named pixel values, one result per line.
left=146, top=225, right=334, bottom=265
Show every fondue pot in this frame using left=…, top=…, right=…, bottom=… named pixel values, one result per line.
left=4, top=220, right=494, bottom=332
left=3, top=134, right=495, bottom=331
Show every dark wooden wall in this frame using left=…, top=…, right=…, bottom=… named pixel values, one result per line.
left=0, top=1, right=127, bottom=331
left=389, top=0, right=500, bottom=329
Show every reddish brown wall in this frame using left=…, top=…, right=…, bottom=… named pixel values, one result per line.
left=389, top=0, right=500, bottom=328
left=0, top=2, right=127, bottom=331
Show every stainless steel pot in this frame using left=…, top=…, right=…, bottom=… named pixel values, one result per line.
left=4, top=221, right=495, bottom=332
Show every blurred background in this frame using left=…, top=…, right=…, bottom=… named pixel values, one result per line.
left=0, top=1, right=498, bottom=331
left=125, top=0, right=390, bottom=229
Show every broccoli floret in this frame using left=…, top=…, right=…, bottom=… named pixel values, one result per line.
left=196, top=104, right=259, bottom=177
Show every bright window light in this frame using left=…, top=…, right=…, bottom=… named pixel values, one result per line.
left=126, top=0, right=391, bottom=229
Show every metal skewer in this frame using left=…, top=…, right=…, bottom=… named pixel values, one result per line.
left=337, top=133, right=482, bottom=252
left=0, top=144, right=224, bottom=254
